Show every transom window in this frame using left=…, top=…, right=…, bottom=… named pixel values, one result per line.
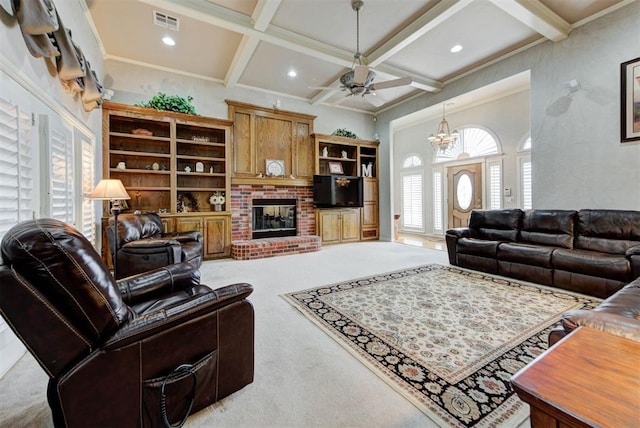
left=434, top=127, right=500, bottom=163
left=403, top=155, right=422, bottom=168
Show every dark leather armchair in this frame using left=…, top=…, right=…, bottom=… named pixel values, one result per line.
left=0, top=219, right=254, bottom=427
left=108, top=212, right=204, bottom=279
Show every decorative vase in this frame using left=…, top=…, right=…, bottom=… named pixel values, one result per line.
left=213, top=204, right=222, bottom=212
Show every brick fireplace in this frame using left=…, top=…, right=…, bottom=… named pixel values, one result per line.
left=230, top=184, right=321, bottom=259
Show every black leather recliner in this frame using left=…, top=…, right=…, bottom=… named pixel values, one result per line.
left=0, top=218, right=254, bottom=427
left=108, top=212, right=204, bottom=279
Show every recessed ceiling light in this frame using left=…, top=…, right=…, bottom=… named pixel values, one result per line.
left=287, top=70, right=297, bottom=78
left=162, top=36, right=176, bottom=46
left=450, top=44, right=463, bottom=53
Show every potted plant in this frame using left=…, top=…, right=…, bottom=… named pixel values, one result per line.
left=136, top=92, right=198, bottom=115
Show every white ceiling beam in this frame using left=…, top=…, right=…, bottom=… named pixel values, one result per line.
left=252, top=0, right=282, bottom=32
left=488, top=0, right=570, bottom=42
left=225, top=0, right=282, bottom=87
left=367, top=0, right=474, bottom=67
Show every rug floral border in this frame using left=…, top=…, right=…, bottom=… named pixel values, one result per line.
left=282, top=264, right=600, bottom=427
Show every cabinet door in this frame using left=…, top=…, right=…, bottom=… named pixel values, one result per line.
left=363, top=178, right=378, bottom=202
left=341, top=209, right=361, bottom=242
left=361, top=202, right=378, bottom=228
left=160, top=217, right=174, bottom=233
left=233, top=111, right=253, bottom=175
left=175, top=217, right=203, bottom=233
left=295, top=122, right=314, bottom=178
left=204, top=216, right=230, bottom=258
left=317, top=210, right=342, bottom=244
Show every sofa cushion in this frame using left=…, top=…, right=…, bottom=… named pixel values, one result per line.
left=468, top=209, right=523, bottom=242
left=574, top=209, right=640, bottom=255
left=498, top=242, right=554, bottom=268
left=520, top=209, right=576, bottom=248
left=553, top=248, right=631, bottom=282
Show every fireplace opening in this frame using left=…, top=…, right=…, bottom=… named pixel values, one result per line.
left=252, top=198, right=297, bottom=239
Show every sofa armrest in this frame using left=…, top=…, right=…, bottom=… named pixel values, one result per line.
left=446, top=228, right=470, bottom=239
left=162, top=231, right=203, bottom=243
left=445, top=228, right=470, bottom=265
left=626, top=246, right=640, bottom=278
left=561, top=309, right=640, bottom=342
left=105, top=283, right=253, bottom=349
left=120, top=238, right=181, bottom=249
left=117, top=262, right=201, bottom=304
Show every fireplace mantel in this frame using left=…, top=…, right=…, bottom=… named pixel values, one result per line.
left=231, top=177, right=312, bottom=187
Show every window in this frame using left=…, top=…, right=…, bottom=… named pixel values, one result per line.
left=403, top=155, right=422, bottom=168
left=434, top=127, right=500, bottom=163
left=0, top=96, right=33, bottom=238
left=433, top=169, right=443, bottom=232
left=402, top=174, right=423, bottom=229
left=78, top=133, right=96, bottom=245
left=520, top=157, right=532, bottom=209
left=0, top=96, right=34, bottom=335
left=488, top=161, right=502, bottom=209
left=401, top=154, right=424, bottom=231
left=41, top=115, right=74, bottom=223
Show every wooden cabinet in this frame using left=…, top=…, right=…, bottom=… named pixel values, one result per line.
left=101, top=102, right=232, bottom=260
left=204, top=216, right=230, bottom=258
left=226, top=100, right=316, bottom=186
left=316, top=208, right=361, bottom=244
left=312, top=134, right=379, bottom=241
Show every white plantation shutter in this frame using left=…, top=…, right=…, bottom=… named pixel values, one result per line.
left=42, top=115, right=74, bottom=223
left=433, top=170, right=443, bottom=232
left=0, top=96, right=33, bottom=237
left=79, top=137, right=95, bottom=245
left=0, top=96, right=33, bottom=335
left=488, top=161, right=502, bottom=209
left=521, top=158, right=532, bottom=209
left=402, top=173, right=423, bottom=229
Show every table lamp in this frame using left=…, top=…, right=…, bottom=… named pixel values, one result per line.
left=89, top=179, right=130, bottom=278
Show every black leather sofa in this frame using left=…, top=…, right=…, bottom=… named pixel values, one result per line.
left=548, top=275, right=640, bottom=346
left=446, top=209, right=640, bottom=298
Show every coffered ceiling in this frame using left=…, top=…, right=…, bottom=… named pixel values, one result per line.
left=84, top=0, right=627, bottom=113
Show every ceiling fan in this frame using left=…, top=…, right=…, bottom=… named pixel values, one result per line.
left=313, top=0, right=412, bottom=107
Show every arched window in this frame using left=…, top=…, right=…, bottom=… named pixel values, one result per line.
left=434, top=126, right=500, bottom=163
left=400, top=154, right=424, bottom=231
left=403, top=154, right=422, bottom=168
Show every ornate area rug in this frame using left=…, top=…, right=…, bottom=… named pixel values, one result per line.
left=282, top=264, right=600, bottom=427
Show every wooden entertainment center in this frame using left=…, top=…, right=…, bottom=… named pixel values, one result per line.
left=100, top=100, right=379, bottom=262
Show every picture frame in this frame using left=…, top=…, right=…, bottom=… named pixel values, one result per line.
left=328, top=161, right=344, bottom=174
left=621, top=56, right=640, bottom=142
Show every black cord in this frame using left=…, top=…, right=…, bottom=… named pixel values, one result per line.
left=160, top=364, right=196, bottom=428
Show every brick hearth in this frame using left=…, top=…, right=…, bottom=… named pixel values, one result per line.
left=230, top=184, right=320, bottom=260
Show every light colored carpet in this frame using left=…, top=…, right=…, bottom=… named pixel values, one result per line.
left=0, top=242, right=532, bottom=427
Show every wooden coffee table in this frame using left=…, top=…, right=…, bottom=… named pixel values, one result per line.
left=511, top=326, right=640, bottom=428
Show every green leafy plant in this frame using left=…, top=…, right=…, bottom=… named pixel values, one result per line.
left=331, top=128, right=358, bottom=139
left=136, top=92, right=197, bottom=115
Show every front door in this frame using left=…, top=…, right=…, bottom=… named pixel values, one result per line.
left=448, top=163, right=482, bottom=228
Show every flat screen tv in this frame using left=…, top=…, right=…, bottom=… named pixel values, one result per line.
left=313, top=175, right=363, bottom=208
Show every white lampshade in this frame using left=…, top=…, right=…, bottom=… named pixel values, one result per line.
left=89, top=179, right=131, bottom=200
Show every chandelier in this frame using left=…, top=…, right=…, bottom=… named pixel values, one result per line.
left=428, top=104, right=459, bottom=152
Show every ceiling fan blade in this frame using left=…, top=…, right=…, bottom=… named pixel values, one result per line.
left=363, top=93, right=386, bottom=107
left=370, top=76, right=412, bottom=90
left=353, top=65, right=370, bottom=85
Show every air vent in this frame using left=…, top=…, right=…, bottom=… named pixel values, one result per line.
left=154, top=11, right=179, bottom=31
